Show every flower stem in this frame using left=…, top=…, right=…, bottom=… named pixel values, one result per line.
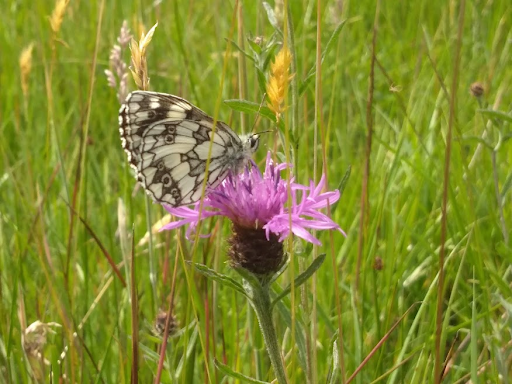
left=246, top=280, right=288, bottom=384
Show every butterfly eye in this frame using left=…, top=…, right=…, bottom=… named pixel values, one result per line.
left=250, top=135, right=260, bottom=151
left=164, top=134, right=174, bottom=144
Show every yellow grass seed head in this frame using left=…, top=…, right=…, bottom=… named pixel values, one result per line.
left=274, top=0, right=284, bottom=24
left=50, top=0, right=70, bottom=33
left=139, top=23, right=158, bottom=53
left=19, top=43, right=34, bottom=97
left=129, top=39, right=143, bottom=89
left=266, top=47, right=292, bottom=122
left=129, top=22, right=158, bottom=91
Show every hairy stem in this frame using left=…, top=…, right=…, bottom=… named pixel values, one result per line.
left=246, top=280, right=288, bottom=384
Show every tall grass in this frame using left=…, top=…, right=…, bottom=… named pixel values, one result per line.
left=0, top=0, right=510, bottom=383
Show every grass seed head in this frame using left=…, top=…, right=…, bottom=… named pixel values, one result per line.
left=129, top=22, right=158, bottom=91
left=118, top=20, right=132, bottom=46
left=50, top=0, right=70, bottom=33
left=19, top=43, right=34, bottom=97
left=266, top=47, right=293, bottom=122
left=105, top=21, right=132, bottom=103
left=23, top=320, right=61, bottom=357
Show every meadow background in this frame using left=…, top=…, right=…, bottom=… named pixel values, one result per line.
left=1, top=0, right=511, bottom=383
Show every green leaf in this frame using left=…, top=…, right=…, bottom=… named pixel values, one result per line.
left=271, top=254, right=326, bottom=307
left=299, top=20, right=347, bottom=96
left=256, top=69, right=268, bottom=95
left=94, top=324, right=117, bottom=384
left=274, top=299, right=308, bottom=372
left=225, top=38, right=255, bottom=62
left=261, top=41, right=280, bottom=71
left=192, top=263, right=247, bottom=297
left=330, top=165, right=351, bottom=215
left=486, top=262, right=512, bottom=296
left=262, top=2, right=282, bottom=34
left=268, top=257, right=289, bottom=286
left=478, top=109, right=512, bottom=124
left=224, top=99, right=284, bottom=131
left=175, top=327, right=199, bottom=380
left=497, top=294, right=512, bottom=316
left=459, top=135, right=494, bottom=149
left=247, top=37, right=263, bottom=55
left=214, top=358, right=271, bottom=383
left=502, top=132, right=512, bottom=143
left=501, top=170, right=512, bottom=201
left=338, top=165, right=351, bottom=196
left=224, top=99, right=274, bottom=121
left=326, top=338, right=340, bottom=384
left=232, top=266, right=263, bottom=290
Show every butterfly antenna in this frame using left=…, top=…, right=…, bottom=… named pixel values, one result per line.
left=250, top=93, right=268, bottom=134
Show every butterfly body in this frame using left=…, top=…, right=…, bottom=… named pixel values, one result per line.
left=119, top=91, right=259, bottom=207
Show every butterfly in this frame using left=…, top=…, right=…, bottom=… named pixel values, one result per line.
left=119, top=91, right=260, bottom=207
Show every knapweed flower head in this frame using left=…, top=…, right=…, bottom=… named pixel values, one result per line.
left=162, top=152, right=343, bottom=275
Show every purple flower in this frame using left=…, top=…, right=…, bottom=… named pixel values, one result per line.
left=162, top=152, right=343, bottom=246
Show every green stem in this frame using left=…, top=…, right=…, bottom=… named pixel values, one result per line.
left=246, top=281, right=288, bottom=384
left=286, top=1, right=299, bottom=145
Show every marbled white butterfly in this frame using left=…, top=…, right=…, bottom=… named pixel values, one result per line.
left=119, top=91, right=260, bottom=207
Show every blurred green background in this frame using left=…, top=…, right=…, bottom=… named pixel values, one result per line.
left=1, top=0, right=511, bottom=382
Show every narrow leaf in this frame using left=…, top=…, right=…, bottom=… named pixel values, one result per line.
left=192, top=263, right=247, bottom=297
left=225, top=38, right=255, bottom=62
left=232, top=266, right=262, bottom=289
left=271, top=254, right=326, bottom=306
left=65, top=202, right=126, bottom=287
left=327, top=339, right=340, bottom=384
left=274, top=300, right=308, bottom=372
left=331, top=166, right=351, bottom=215
left=256, top=69, right=268, bottom=95
left=261, top=41, right=280, bottom=71
left=345, top=302, right=420, bottom=383
left=459, top=135, right=493, bottom=149
left=338, top=165, right=351, bottom=195
left=175, top=328, right=199, bottom=380
left=268, top=258, right=289, bottom=286
left=262, top=2, right=282, bottom=33
left=478, top=109, right=512, bottom=124
left=224, top=99, right=275, bottom=121
left=299, top=21, right=346, bottom=96
left=247, top=37, right=262, bottom=55
left=500, top=171, right=512, bottom=201
left=224, top=99, right=284, bottom=131
left=214, top=359, right=271, bottom=384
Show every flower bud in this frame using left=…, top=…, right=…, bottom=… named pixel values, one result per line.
left=228, top=224, right=284, bottom=275
left=470, top=82, right=484, bottom=98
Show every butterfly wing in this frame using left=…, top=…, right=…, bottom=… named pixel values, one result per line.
left=119, top=91, right=245, bottom=206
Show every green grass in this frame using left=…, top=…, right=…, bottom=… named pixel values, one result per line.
left=1, top=0, right=511, bottom=383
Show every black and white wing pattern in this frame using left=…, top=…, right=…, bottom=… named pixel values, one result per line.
left=119, top=91, right=259, bottom=207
